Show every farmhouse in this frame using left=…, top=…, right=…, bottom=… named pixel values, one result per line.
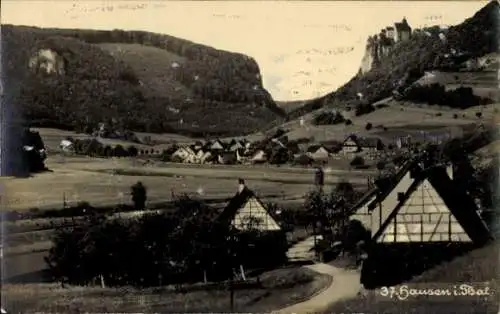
left=350, top=161, right=491, bottom=244
left=354, top=160, right=493, bottom=287
left=250, top=149, right=267, bottom=163
left=218, top=179, right=281, bottom=232
left=341, top=135, right=383, bottom=155
left=210, top=139, right=226, bottom=151
left=306, top=145, right=330, bottom=161
left=59, top=139, right=74, bottom=152
left=229, top=140, right=244, bottom=152
left=172, top=146, right=196, bottom=163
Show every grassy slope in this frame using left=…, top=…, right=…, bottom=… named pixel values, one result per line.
left=269, top=99, right=499, bottom=144
left=3, top=25, right=284, bottom=137
left=324, top=242, right=499, bottom=313
left=97, top=43, right=190, bottom=100
left=3, top=267, right=331, bottom=313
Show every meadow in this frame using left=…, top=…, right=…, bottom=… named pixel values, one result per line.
left=2, top=154, right=373, bottom=212
left=3, top=265, right=331, bottom=313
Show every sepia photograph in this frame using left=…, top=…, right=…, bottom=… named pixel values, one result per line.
left=0, top=0, right=498, bottom=313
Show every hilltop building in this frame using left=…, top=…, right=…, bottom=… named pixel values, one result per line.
left=359, top=18, right=413, bottom=74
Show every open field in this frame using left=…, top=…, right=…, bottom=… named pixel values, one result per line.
left=415, top=69, right=499, bottom=100
left=279, top=100, right=499, bottom=144
left=3, top=266, right=331, bottom=313
left=2, top=156, right=373, bottom=211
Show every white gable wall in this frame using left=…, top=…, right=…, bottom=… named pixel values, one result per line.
left=377, top=179, right=472, bottom=243
left=231, top=197, right=281, bottom=231
left=211, top=142, right=224, bottom=150
left=342, top=139, right=359, bottom=154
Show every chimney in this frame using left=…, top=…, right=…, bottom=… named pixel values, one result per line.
left=238, top=178, right=246, bottom=193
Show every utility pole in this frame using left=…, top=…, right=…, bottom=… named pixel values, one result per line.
left=227, top=232, right=236, bottom=312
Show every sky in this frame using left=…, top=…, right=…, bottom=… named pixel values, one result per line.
left=2, top=1, right=489, bottom=101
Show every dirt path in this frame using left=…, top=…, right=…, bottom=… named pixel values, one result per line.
left=271, top=263, right=361, bottom=314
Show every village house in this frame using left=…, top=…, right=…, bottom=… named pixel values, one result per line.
left=59, top=139, right=74, bottom=153
left=340, top=135, right=384, bottom=155
left=210, top=139, right=226, bottom=151
left=306, top=145, right=331, bottom=161
left=250, top=149, right=267, bottom=164
left=229, top=140, right=244, bottom=152
left=171, top=146, right=196, bottom=163
left=349, top=160, right=492, bottom=286
left=349, top=160, right=491, bottom=244
left=218, top=179, right=282, bottom=232
left=193, top=140, right=204, bottom=150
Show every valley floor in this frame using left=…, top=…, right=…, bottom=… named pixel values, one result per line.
left=2, top=156, right=374, bottom=211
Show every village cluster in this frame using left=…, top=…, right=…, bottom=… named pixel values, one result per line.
left=59, top=132, right=419, bottom=167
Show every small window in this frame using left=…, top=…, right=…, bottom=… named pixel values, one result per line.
left=397, top=192, right=405, bottom=202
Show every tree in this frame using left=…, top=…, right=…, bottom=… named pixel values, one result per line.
left=376, top=160, right=386, bottom=171
left=131, top=181, right=147, bottom=211
left=22, top=129, right=47, bottom=173
left=113, top=144, right=128, bottom=157
left=350, top=156, right=365, bottom=168
left=303, top=188, right=330, bottom=248
left=127, top=145, right=138, bottom=157
left=269, top=147, right=291, bottom=165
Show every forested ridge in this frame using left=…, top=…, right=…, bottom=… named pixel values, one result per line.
left=3, top=25, right=285, bottom=137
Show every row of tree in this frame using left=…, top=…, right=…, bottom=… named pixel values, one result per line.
left=46, top=195, right=288, bottom=287
left=401, top=84, right=492, bottom=109
left=71, top=138, right=139, bottom=158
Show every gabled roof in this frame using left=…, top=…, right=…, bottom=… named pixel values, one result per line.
left=343, top=135, right=382, bottom=148
left=371, top=164, right=492, bottom=245
left=366, top=160, right=417, bottom=212
left=307, top=145, right=329, bottom=153
left=348, top=187, right=379, bottom=215
left=218, top=187, right=261, bottom=225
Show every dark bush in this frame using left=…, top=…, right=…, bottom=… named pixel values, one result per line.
left=313, top=111, right=345, bottom=125
left=131, top=181, right=147, bottom=211
left=345, top=119, right=353, bottom=126
left=350, top=156, right=365, bottom=167
left=402, top=84, right=492, bottom=109
left=365, top=123, right=373, bottom=131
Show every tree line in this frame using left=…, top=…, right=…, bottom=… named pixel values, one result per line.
left=46, top=194, right=288, bottom=288
left=401, top=83, right=492, bottom=109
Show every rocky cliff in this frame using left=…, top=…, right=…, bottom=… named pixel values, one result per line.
left=359, top=35, right=395, bottom=74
